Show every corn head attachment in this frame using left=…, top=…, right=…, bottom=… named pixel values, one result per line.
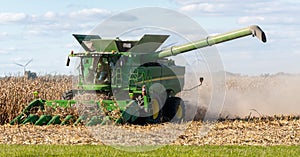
left=10, top=93, right=135, bottom=125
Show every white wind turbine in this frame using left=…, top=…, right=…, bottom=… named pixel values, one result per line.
left=14, top=59, right=33, bottom=74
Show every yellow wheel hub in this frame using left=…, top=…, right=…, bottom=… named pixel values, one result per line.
left=152, top=99, right=160, bottom=119
left=176, top=104, right=183, bottom=119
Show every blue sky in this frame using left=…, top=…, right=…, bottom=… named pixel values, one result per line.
left=0, top=0, right=299, bottom=76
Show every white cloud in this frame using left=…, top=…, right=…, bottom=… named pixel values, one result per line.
left=180, top=3, right=226, bottom=13
left=65, top=43, right=81, bottom=50
left=0, top=32, right=8, bottom=37
left=25, top=29, right=45, bottom=36
left=176, top=0, right=300, bottom=21
left=173, top=0, right=236, bottom=5
left=0, top=8, right=111, bottom=25
left=44, top=11, right=57, bottom=19
left=0, top=47, right=17, bottom=55
left=238, top=16, right=297, bottom=25
left=69, top=8, right=111, bottom=19
left=176, top=1, right=249, bottom=16
left=238, top=16, right=265, bottom=24
left=2, top=8, right=110, bottom=37
left=0, top=12, right=27, bottom=23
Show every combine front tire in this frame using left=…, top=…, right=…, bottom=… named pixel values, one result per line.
left=122, top=100, right=145, bottom=124
left=146, top=94, right=163, bottom=124
left=62, top=90, right=74, bottom=100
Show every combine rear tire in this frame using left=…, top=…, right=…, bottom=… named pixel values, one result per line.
left=162, top=97, right=185, bottom=123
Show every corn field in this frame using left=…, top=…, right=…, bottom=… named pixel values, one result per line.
left=0, top=75, right=72, bottom=124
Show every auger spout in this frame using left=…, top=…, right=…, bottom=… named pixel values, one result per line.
left=156, top=25, right=267, bottom=58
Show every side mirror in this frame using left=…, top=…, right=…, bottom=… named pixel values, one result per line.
left=183, top=77, right=204, bottom=91
left=199, top=77, right=204, bottom=85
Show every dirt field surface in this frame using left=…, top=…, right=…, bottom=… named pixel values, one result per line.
left=0, top=115, right=299, bottom=146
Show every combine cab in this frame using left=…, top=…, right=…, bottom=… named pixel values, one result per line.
left=11, top=25, right=267, bottom=125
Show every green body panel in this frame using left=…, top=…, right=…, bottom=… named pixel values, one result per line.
left=128, top=64, right=185, bottom=94
left=47, top=115, right=61, bottom=125
left=72, top=34, right=101, bottom=51
left=22, top=99, right=45, bottom=113
left=60, top=115, right=74, bottom=125
left=80, top=84, right=111, bottom=91
left=86, top=116, right=103, bottom=126
left=45, top=100, right=76, bottom=108
left=91, top=39, right=119, bottom=52
left=22, top=114, right=39, bottom=124
left=34, top=115, right=52, bottom=125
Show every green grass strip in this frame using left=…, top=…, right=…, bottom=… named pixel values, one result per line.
left=0, top=145, right=299, bottom=157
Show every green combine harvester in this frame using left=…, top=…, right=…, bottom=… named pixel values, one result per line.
left=11, top=25, right=267, bottom=125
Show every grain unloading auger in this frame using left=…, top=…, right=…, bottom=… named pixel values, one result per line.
left=11, top=25, right=266, bottom=125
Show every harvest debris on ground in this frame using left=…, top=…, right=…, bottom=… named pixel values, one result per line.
left=0, top=115, right=299, bottom=145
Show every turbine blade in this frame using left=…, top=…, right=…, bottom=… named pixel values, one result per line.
left=25, top=59, right=33, bottom=67
left=14, top=63, right=24, bottom=67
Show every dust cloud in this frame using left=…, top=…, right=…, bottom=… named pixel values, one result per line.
left=183, top=73, right=300, bottom=120
left=222, top=74, right=300, bottom=118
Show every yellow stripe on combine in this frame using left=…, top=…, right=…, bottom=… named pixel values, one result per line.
left=137, top=75, right=184, bottom=84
